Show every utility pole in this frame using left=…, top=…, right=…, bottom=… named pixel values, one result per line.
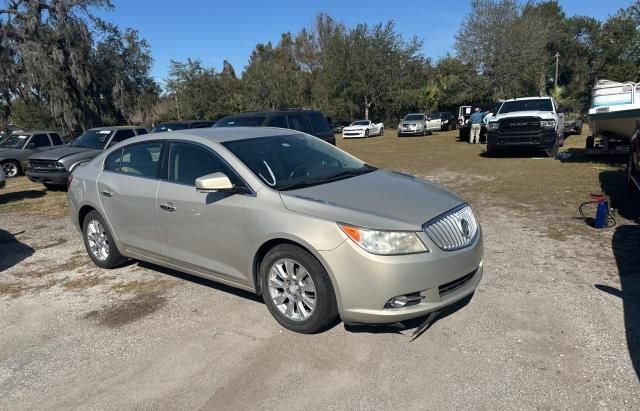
left=554, top=52, right=560, bottom=89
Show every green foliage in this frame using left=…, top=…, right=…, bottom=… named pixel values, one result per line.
left=1, top=0, right=158, bottom=133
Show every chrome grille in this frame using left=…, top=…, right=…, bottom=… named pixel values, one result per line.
left=29, top=159, right=65, bottom=172
left=423, top=205, right=478, bottom=251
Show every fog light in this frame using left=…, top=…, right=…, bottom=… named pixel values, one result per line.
left=390, top=296, right=408, bottom=308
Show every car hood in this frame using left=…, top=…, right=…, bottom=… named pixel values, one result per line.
left=343, top=125, right=367, bottom=131
left=279, top=170, right=464, bottom=231
left=29, top=146, right=99, bottom=161
left=494, top=110, right=556, bottom=120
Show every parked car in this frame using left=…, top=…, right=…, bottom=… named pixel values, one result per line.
left=342, top=120, right=384, bottom=138
left=486, top=96, right=565, bottom=157
left=429, top=112, right=457, bottom=131
left=0, top=167, right=5, bottom=189
left=26, top=126, right=147, bottom=190
left=563, top=117, right=583, bottom=135
left=151, top=120, right=216, bottom=133
left=216, top=109, right=335, bottom=145
left=628, top=127, right=640, bottom=191
left=331, top=120, right=351, bottom=133
left=0, top=130, right=65, bottom=178
left=68, top=127, right=483, bottom=333
left=397, top=113, right=435, bottom=136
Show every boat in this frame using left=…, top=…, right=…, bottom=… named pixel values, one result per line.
left=588, top=79, right=640, bottom=139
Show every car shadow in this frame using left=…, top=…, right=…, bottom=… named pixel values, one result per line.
left=557, top=147, right=628, bottom=165
left=0, top=229, right=35, bottom=272
left=595, top=167, right=640, bottom=380
left=343, top=293, right=474, bottom=340
left=0, top=189, right=45, bottom=205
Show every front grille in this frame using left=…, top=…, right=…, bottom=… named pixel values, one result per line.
left=423, top=204, right=478, bottom=251
left=438, top=271, right=476, bottom=297
left=498, top=117, right=541, bottom=133
left=29, top=159, right=65, bottom=172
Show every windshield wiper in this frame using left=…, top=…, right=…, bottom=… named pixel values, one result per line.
left=278, top=165, right=376, bottom=191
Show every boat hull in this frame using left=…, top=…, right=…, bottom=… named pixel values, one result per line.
left=588, top=105, right=640, bottom=139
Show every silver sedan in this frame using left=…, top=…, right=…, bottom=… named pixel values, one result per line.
left=68, top=128, right=483, bottom=333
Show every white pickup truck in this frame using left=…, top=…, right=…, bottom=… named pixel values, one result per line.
left=342, top=120, right=384, bottom=138
left=486, top=97, right=565, bottom=157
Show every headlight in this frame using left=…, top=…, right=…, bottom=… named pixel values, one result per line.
left=55, top=162, right=65, bottom=169
left=487, top=122, right=499, bottom=130
left=416, top=124, right=423, bottom=129
left=339, top=224, right=428, bottom=255
left=540, top=120, right=556, bottom=129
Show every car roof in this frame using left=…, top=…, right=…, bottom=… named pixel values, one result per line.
left=503, top=97, right=552, bottom=102
left=11, top=130, right=60, bottom=135
left=170, top=126, right=301, bottom=143
left=226, top=109, right=322, bottom=117
left=88, top=126, right=144, bottom=131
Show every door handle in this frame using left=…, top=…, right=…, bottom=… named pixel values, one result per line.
left=101, top=190, right=113, bottom=197
left=159, top=202, right=176, bottom=212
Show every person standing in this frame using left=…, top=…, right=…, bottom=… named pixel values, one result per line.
left=469, top=108, right=485, bottom=144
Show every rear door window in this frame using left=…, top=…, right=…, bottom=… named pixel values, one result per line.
left=135, top=128, right=148, bottom=135
left=112, top=129, right=136, bottom=143
left=307, top=113, right=331, bottom=133
left=120, top=142, right=163, bottom=178
left=50, top=133, right=63, bottom=145
left=287, top=114, right=312, bottom=134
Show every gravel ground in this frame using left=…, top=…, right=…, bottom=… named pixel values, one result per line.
left=1, top=132, right=639, bottom=409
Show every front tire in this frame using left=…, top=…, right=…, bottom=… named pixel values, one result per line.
left=364, top=130, right=369, bottom=138
left=82, top=210, right=127, bottom=269
left=260, top=244, right=338, bottom=334
left=2, top=161, right=21, bottom=178
left=545, top=140, right=559, bottom=158
left=379, top=127, right=384, bottom=136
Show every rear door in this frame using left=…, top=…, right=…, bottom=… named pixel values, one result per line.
left=97, top=141, right=164, bottom=255
left=156, top=141, right=248, bottom=283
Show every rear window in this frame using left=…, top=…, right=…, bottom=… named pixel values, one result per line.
left=49, top=133, right=63, bottom=145
left=216, top=116, right=266, bottom=127
left=308, top=113, right=331, bottom=133
left=288, top=114, right=312, bottom=134
left=266, top=115, right=288, bottom=128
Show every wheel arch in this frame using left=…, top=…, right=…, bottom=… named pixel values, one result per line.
left=78, top=204, right=97, bottom=228
left=251, top=237, right=340, bottom=307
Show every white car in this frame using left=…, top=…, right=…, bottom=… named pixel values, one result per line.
left=342, top=120, right=384, bottom=138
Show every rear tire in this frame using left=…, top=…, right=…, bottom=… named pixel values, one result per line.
left=379, top=127, right=384, bottom=136
left=260, top=244, right=338, bottom=334
left=82, top=210, right=127, bottom=269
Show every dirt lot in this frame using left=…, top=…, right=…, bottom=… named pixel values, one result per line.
left=1, top=129, right=639, bottom=409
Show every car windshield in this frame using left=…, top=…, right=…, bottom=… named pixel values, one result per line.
left=216, top=116, right=266, bottom=127
left=404, top=114, right=424, bottom=121
left=223, top=134, right=376, bottom=191
left=0, top=134, right=29, bottom=149
left=152, top=123, right=189, bottom=132
left=499, top=99, right=553, bottom=114
left=351, top=120, right=370, bottom=126
left=72, top=129, right=113, bottom=150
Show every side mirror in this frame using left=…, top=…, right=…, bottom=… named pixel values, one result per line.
left=196, top=172, right=236, bottom=193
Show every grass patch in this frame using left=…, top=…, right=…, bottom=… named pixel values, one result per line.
left=0, top=177, right=68, bottom=218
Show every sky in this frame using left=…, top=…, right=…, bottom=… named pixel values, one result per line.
left=97, top=0, right=634, bottom=84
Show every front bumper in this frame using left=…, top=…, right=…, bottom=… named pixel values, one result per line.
left=487, top=129, right=556, bottom=150
left=398, top=127, right=425, bottom=136
left=342, top=129, right=367, bottom=138
left=319, top=230, right=483, bottom=324
left=25, top=169, right=69, bottom=185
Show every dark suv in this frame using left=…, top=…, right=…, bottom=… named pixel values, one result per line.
left=26, top=126, right=147, bottom=189
left=215, top=109, right=335, bottom=145
left=151, top=120, right=216, bottom=133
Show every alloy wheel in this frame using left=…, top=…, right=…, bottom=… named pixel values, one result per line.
left=86, top=219, right=110, bottom=261
left=2, top=162, right=18, bottom=177
left=268, top=258, right=317, bottom=321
